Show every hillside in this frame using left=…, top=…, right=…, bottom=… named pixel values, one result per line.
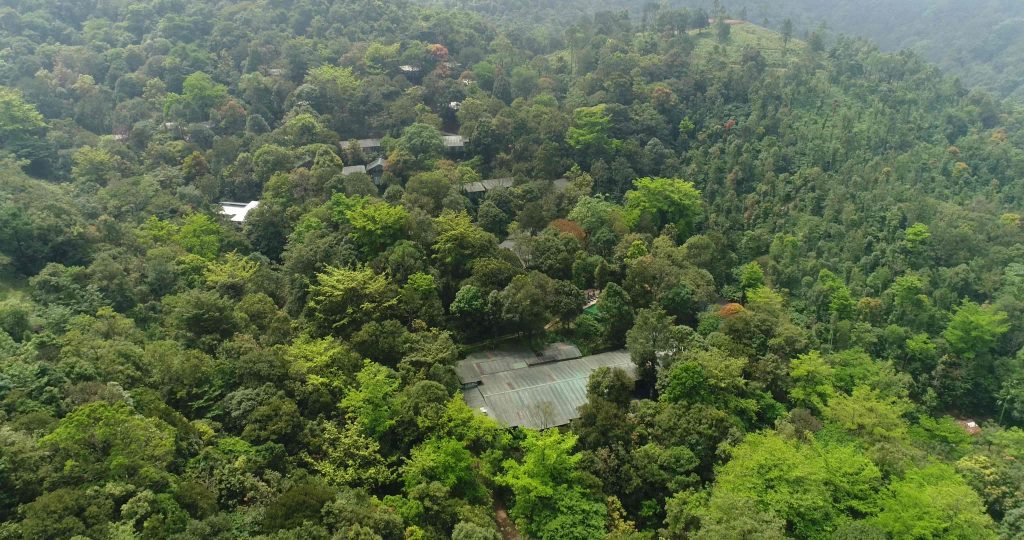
left=1, top=1, right=1024, bottom=539
left=730, top=0, right=1024, bottom=101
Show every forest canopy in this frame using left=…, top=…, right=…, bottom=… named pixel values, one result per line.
left=1, top=0, right=1024, bottom=539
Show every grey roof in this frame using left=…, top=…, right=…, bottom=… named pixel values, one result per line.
left=455, top=346, right=536, bottom=385
left=482, top=178, right=513, bottom=190
left=366, top=158, right=387, bottom=172
left=357, top=138, right=382, bottom=149
left=532, top=342, right=583, bottom=365
left=463, top=181, right=486, bottom=193
left=461, top=349, right=635, bottom=429
left=342, top=165, right=366, bottom=176
left=552, top=177, right=570, bottom=192
left=463, top=177, right=513, bottom=194
left=442, top=134, right=465, bottom=148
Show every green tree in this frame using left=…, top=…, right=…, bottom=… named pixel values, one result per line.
left=403, top=438, right=486, bottom=503
left=870, top=464, right=997, bottom=539
left=71, top=146, right=122, bottom=186
left=789, top=351, right=836, bottom=412
left=706, top=431, right=881, bottom=538
left=176, top=213, right=224, bottom=260
left=432, top=211, right=498, bottom=282
left=567, top=104, right=617, bottom=164
left=497, top=430, right=607, bottom=540
left=306, top=266, right=399, bottom=336
left=165, top=72, right=228, bottom=121
left=0, top=86, right=46, bottom=163
left=943, top=301, right=1010, bottom=359
left=306, top=421, right=396, bottom=489
left=624, top=177, right=703, bottom=238
left=626, top=306, right=676, bottom=386
left=41, top=401, right=175, bottom=486
left=394, top=123, right=445, bottom=171
left=345, top=198, right=409, bottom=255
left=341, top=360, right=401, bottom=440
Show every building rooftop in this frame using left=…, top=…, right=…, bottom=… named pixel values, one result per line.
left=442, top=134, right=465, bottom=148
left=458, top=349, right=634, bottom=429
left=357, top=138, right=382, bottom=150
left=463, top=177, right=513, bottom=194
left=342, top=165, right=366, bottom=176
left=220, top=201, right=260, bottom=223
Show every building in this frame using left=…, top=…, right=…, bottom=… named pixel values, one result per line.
left=341, top=165, right=366, bottom=176
left=442, top=134, right=465, bottom=151
left=463, top=177, right=513, bottom=198
left=457, top=346, right=636, bottom=429
left=366, top=158, right=388, bottom=185
left=356, top=138, right=382, bottom=153
left=220, top=201, right=260, bottom=223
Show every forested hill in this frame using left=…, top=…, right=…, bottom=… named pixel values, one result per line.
left=2, top=0, right=1024, bottom=538
left=730, top=0, right=1024, bottom=102
left=424, top=0, right=1024, bottom=101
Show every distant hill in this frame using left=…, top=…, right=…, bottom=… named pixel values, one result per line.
left=730, top=0, right=1024, bottom=101
left=422, top=0, right=1024, bottom=101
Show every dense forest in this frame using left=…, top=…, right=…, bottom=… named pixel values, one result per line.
left=1, top=0, right=1024, bottom=538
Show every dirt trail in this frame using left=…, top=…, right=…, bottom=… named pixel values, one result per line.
left=493, top=496, right=521, bottom=540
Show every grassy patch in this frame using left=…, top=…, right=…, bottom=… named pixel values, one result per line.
left=689, top=22, right=807, bottom=69
left=0, top=270, right=27, bottom=302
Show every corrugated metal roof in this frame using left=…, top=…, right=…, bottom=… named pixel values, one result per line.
left=532, top=342, right=583, bottom=365
left=455, top=346, right=536, bottom=385
left=342, top=165, right=366, bottom=176
left=463, top=349, right=635, bottom=429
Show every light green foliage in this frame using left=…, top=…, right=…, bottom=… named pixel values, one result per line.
left=497, top=430, right=607, bottom=540
left=402, top=438, right=486, bottom=503
left=789, top=351, right=836, bottom=412
left=659, top=347, right=756, bottom=422
left=735, top=261, right=765, bottom=293
left=41, top=401, right=175, bottom=485
left=394, top=123, right=445, bottom=170
left=567, top=104, right=618, bottom=161
left=165, top=72, right=227, bottom=121
left=341, top=360, right=401, bottom=439
left=870, top=464, right=997, bottom=539
left=344, top=197, right=409, bottom=254
left=0, top=86, right=45, bottom=160
left=306, top=421, right=396, bottom=489
left=943, top=301, right=1010, bottom=359
left=431, top=211, right=497, bottom=280
left=203, top=252, right=260, bottom=295
left=306, top=65, right=360, bottom=95
left=904, top=223, right=931, bottom=249
left=175, top=213, right=224, bottom=260
left=706, top=431, right=881, bottom=538
left=624, top=177, right=703, bottom=238
left=71, top=146, right=121, bottom=185
left=306, top=266, right=399, bottom=336
left=825, top=386, right=911, bottom=445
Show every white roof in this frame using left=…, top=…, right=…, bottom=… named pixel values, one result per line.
left=220, top=201, right=260, bottom=223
